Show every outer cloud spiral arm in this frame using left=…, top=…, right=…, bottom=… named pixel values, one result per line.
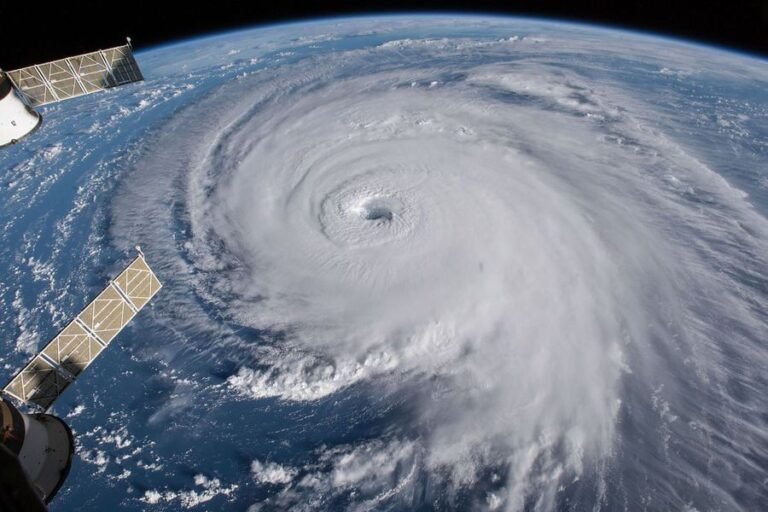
left=108, top=20, right=768, bottom=511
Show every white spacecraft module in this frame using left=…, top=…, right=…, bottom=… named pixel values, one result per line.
left=0, top=39, right=143, bottom=147
left=0, top=73, right=41, bottom=147
left=0, top=249, right=161, bottom=503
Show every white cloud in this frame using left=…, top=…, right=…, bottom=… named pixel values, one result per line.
left=67, top=404, right=86, bottom=418
left=251, top=459, right=297, bottom=485
left=108, top=18, right=768, bottom=511
left=140, top=474, right=238, bottom=509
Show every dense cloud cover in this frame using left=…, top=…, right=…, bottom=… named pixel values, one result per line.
left=2, top=16, right=767, bottom=511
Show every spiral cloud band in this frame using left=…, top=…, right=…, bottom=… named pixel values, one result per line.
left=5, top=17, right=766, bottom=511
left=117, top=21, right=768, bottom=510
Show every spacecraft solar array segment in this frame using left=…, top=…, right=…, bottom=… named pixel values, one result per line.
left=41, top=321, right=105, bottom=378
left=3, top=356, right=70, bottom=410
left=2, top=255, right=161, bottom=410
left=5, top=43, right=143, bottom=107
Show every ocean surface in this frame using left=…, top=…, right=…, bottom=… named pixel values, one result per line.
left=1, top=15, right=767, bottom=511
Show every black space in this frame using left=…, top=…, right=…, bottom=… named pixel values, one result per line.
left=1, top=1, right=766, bottom=70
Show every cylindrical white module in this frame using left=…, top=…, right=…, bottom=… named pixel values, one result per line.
left=1, top=397, right=73, bottom=504
left=0, top=73, right=41, bottom=147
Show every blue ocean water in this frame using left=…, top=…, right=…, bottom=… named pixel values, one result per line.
left=1, top=15, right=767, bottom=511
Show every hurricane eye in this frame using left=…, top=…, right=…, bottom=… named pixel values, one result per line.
left=358, top=199, right=394, bottom=221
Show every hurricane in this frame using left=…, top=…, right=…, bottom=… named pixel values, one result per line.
left=1, top=16, right=767, bottom=511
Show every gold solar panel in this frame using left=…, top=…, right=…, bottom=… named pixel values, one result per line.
left=112, top=256, right=162, bottom=310
left=77, top=284, right=136, bottom=344
left=2, top=251, right=161, bottom=410
left=41, top=321, right=104, bottom=377
left=3, top=356, right=70, bottom=410
left=6, top=43, right=144, bottom=107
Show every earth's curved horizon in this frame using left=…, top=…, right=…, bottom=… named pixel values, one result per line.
left=157, top=15, right=768, bottom=66
left=1, top=14, right=767, bottom=512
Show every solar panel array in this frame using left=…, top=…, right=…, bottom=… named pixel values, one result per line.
left=6, top=44, right=143, bottom=107
left=2, top=254, right=161, bottom=410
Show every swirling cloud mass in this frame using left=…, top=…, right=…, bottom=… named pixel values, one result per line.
left=2, top=16, right=767, bottom=512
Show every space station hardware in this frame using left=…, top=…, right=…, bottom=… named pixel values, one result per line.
left=0, top=72, right=42, bottom=147
left=0, top=249, right=161, bottom=504
left=0, top=38, right=143, bottom=147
